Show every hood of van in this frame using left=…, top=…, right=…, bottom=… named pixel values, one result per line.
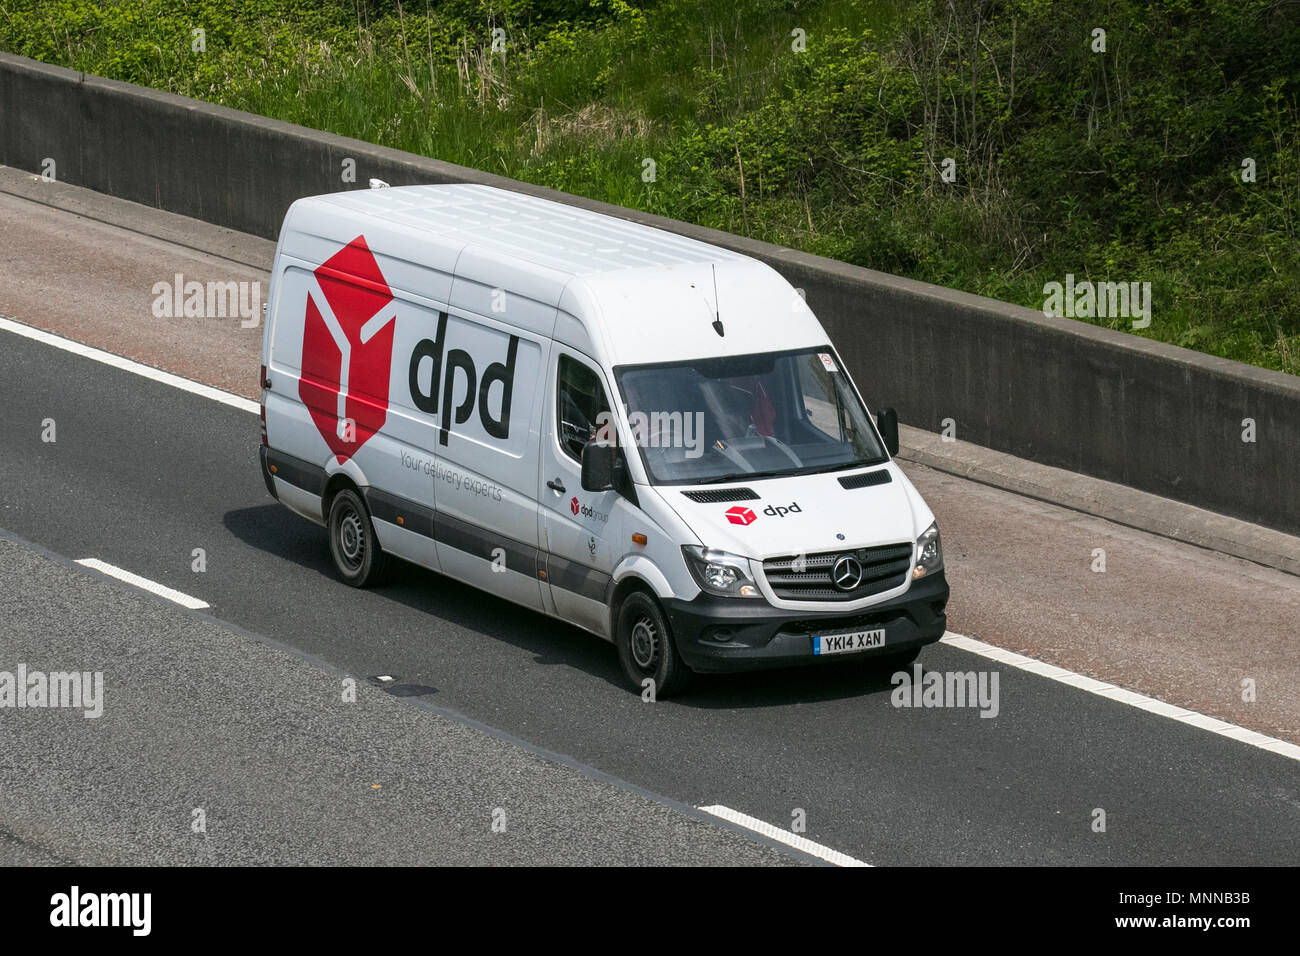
left=663, top=463, right=922, bottom=560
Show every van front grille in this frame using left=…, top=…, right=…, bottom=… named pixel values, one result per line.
left=763, top=543, right=912, bottom=602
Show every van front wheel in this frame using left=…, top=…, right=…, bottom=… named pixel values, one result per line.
left=616, top=592, right=689, bottom=698
left=328, top=488, right=388, bottom=587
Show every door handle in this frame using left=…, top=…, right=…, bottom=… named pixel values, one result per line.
left=547, top=478, right=566, bottom=494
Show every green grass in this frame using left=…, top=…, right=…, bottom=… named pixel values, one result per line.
left=3, top=0, right=1297, bottom=374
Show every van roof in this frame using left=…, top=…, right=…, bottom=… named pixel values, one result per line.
left=305, top=183, right=749, bottom=278
left=285, top=184, right=829, bottom=366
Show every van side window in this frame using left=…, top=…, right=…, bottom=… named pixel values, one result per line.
left=557, top=355, right=611, bottom=462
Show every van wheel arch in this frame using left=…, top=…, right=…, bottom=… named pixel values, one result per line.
left=322, top=473, right=359, bottom=523
left=609, top=576, right=660, bottom=636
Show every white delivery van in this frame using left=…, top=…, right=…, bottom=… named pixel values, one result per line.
left=258, top=184, right=948, bottom=695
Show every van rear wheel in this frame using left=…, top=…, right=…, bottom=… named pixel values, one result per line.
left=328, top=488, right=388, bottom=587
left=616, top=591, right=689, bottom=698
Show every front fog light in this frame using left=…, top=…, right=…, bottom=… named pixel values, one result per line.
left=913, top=522, right=943, bottom=579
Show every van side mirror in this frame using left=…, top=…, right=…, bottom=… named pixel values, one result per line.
left=581, top=439, right=637, bottom=502
left=581, top=440, right=617, bottom=492
left=876, top=407, right=900, bottom=457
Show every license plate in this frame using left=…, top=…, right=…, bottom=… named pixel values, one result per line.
left=813, top=628, right=885, bottom=655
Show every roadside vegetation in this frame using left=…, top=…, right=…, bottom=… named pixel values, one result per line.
left=3, top=0, right=1297, bottom=374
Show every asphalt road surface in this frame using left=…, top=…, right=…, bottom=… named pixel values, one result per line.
left=1, top=177, right=1297, bottom=866
left=1, top=330, right=1297, bottom=866
left=0, top=528, right=796, bottom=866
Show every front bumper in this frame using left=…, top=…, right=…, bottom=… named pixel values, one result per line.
left=663, top=571, right=949, bottom=673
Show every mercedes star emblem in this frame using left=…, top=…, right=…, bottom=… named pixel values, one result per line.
left=831, top=554, right=863, bottom=591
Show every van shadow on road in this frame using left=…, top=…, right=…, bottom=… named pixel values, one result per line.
left=222, top=504, right=908, bottom=709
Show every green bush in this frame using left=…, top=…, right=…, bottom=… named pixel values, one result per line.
left=2, top=0, right=1296, bottom=373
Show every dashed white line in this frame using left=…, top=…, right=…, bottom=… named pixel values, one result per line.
left=941, top=631, right=1300, bottom=763
left=0, top=315, right=258, bottom=414
left=697, top=805, right=871, bottom=867
left=75, top=559, right=210, bottom=610
left=703, top=634, right=1300, bottom=868
left=5, top=314, right=1298, bottom=766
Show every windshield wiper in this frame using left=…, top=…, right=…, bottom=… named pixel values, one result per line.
left=687, top=458, right=887, bottom=485
left=692, top=468, right=796, bottom=485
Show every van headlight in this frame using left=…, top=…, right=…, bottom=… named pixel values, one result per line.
left=912, top=522, right=943, bottom=579
left=682, top=546, right=762, bottom=598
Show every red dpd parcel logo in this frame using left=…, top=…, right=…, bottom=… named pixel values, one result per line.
left=299, top=236, right=396, bottom=463
left=724, top=506, right=757, bottom=526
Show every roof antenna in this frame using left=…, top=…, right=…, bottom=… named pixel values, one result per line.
left=710, top=263, right=725, bottom=337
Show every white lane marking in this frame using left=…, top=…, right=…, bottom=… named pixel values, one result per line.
left=0, top=315, right=259, bottom=414
left=7, top=316, right=1298, bottom=764
left=941, top=632, right=1300, bottom=762
left=697, top=805, right=870, bottom=867
left=75, top=559, right=210, bottom=610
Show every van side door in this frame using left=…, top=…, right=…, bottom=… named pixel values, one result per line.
left=539, top=349, right=622, bottom=636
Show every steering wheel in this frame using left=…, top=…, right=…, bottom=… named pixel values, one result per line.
left=559, top=393, right=593, bottom=452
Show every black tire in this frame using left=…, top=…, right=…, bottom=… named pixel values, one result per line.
left=615, top=591, right=690, bottom=698
left=327, top=488, right=388, bottom=587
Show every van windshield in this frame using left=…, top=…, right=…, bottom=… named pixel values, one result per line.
left=613, top=347, right=888, bottom=486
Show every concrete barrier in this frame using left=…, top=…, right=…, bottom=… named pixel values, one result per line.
left=3, top=52, right=1297, bottom=534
